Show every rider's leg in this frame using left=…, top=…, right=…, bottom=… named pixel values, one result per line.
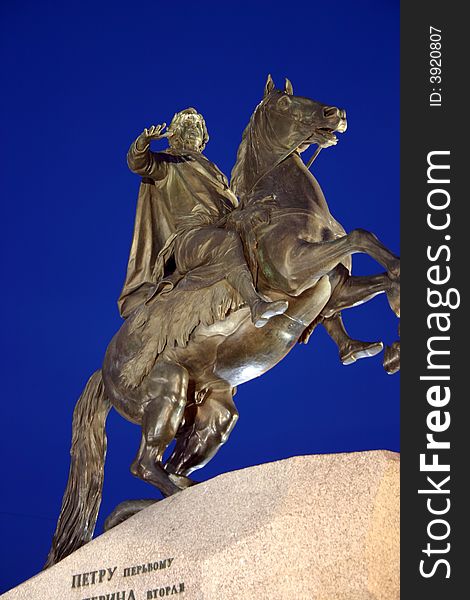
left=130, top=360, right=192, bottom=497
left=228, top=265, right=288, bottom=327
left=176, top=227, right=288, bottom=327
left=165, top=383, right=238, bottom=477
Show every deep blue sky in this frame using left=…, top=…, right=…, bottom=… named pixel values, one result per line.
left=0, top=0, right=399, bottom=593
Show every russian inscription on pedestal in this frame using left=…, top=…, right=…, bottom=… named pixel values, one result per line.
left=70, top=557, right=185, bottom=599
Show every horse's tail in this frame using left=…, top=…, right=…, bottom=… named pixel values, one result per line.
left=45, top=370, right=111, bottom=568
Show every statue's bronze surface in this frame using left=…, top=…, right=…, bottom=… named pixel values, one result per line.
left=45, top=76, right=400, bottom=567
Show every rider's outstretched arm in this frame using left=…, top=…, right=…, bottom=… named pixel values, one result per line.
left=127, top=124, right=169, bottom=180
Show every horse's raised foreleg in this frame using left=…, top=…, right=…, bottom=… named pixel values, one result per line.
left=321, top=313, right=384, bottom=365
left=267, top=229, right=399, bottom=296
left=130, top=360, right=193, bottom=497
left=322, top=269, right=400, bottom=318
left=165, top=383, right=238, bottom=477
left=327, top=269, right=401, bottom=368
left=384, top=340, right=401, bottom=374
left=299, top=267, right=400, bottom=366
left=309, top=229, right=399, bottom=278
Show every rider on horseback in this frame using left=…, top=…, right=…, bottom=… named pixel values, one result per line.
left=118, top=108, right=288, bottom=327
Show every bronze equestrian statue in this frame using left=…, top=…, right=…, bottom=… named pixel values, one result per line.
left=45, top=76, right=400, bottom=567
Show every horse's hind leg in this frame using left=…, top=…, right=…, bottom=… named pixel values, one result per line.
left=165, top=383, right=238, bottom=477
left=130, top=360, right=191, bottom=497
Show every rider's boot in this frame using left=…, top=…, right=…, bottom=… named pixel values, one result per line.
left=322, top=312, right=383, bottom=365
left=251, top=298, right=289, bottom=328
left=229, top=267, right=288, bottom=328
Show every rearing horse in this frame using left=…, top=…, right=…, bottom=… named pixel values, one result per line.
left=46, top=76, right=400, bottom=567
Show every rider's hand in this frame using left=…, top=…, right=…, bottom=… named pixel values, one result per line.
left=135, top=123, right=172, bottom=150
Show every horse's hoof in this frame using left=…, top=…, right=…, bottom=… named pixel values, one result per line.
left=168, top=472, right=197, bottom=490
left=389, top=258, right=400, bottom=281
left=340, top=340, right=383, bottom=365
left=383, top=341, right=400, bottom=374
left=131, top=460, right=182, bottom=497
left=386, top=281, right=400, bottom=317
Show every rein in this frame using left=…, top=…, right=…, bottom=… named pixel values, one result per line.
left=243, top=144, right=323, bottom=198
left=306, top=146, right=322, bottom=170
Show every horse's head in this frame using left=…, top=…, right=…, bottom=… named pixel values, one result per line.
left=261, top=74, right=347, bottom=150
left=231, top=75, right=347, bottom=197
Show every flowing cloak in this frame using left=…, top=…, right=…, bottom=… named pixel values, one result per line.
left=118, top=142, right=239, bottom=318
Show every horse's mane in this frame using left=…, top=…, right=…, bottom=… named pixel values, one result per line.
left=231, top=91, right=312, bottom=200
left=230, top=107, right=259, bottom=199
